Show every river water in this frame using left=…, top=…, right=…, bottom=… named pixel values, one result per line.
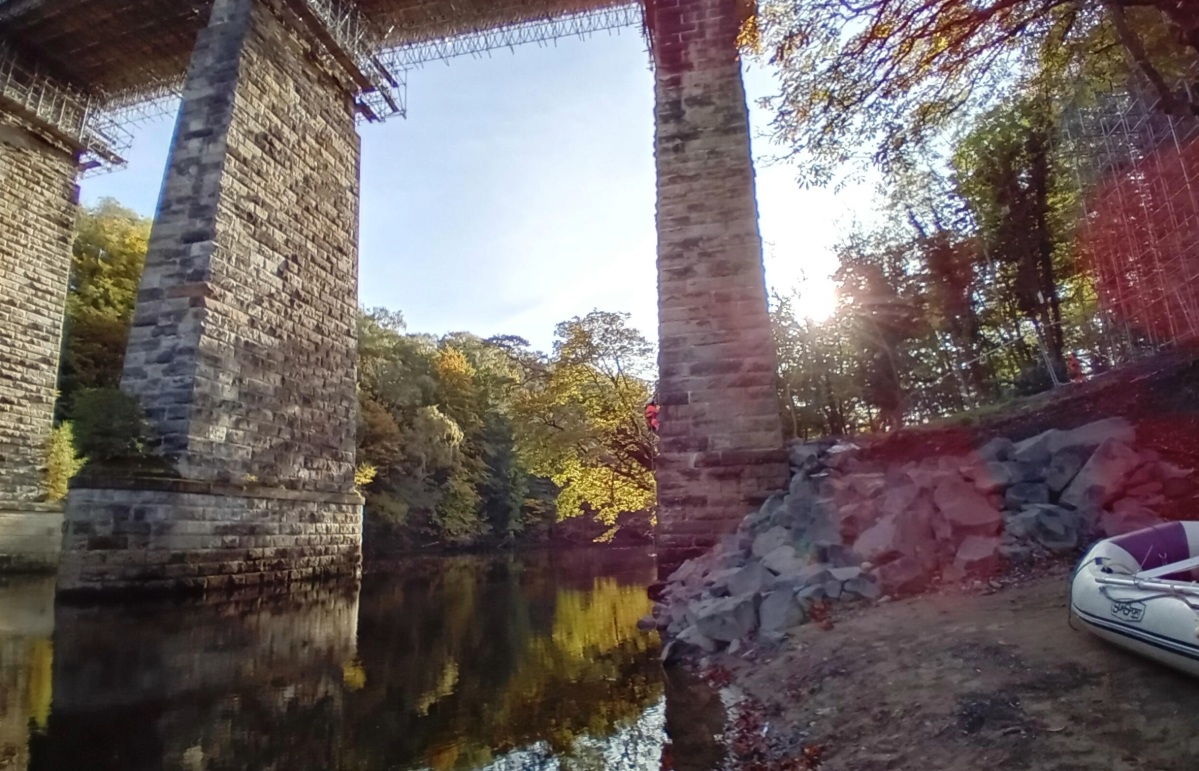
left=0, top=548, right=723, bottom=771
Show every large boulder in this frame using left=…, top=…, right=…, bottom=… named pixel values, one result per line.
left=846, top=473, right=888, bottom=499
left=879, top=483, right=922, bottom=519
left=977, top=436, right=1015, bottom=463
left=739, top=495, right=775, bottom=537
left=970, top=461, right=1018, bottom=494
left=1047, top=418, right=1135, bottom=455
left=1046, top=448, right=1088, bottom=493
left=934, top=475, right=1003, bottom=534
left=727, top=563, right=774, bottom=597
left=953, top=535, right=1001, bottom=576
left=906, top=465, right=951, bottom=491
left=804, top=508, right=843, bottom=548
left=816, top=543, right=863, bottom=568
left=1028, top=504, right=1083, bottom=551
left=838, top=500, right=879, bottom=541
left=854, top=514, right=903, bottom=565
left=854, top=501, right=939, bottom=567
left=667, top=557, right=704, bottom=584
left=705, top=567, right=742, bottom=596
left=1005, top=481, right=1051, bottom=509
left=829, top=566, right=864, bottom=582
left=759, top=590, right=805, bottom=639
left=690, top=595, right=758, bottom=642
left=1012, top=433, right=1052, bottom=466
left=678, top=625, right=720, bottom=652
left=843, top=574, right=881, bottom=599
left=1060, top=439, right=1143, bottom=509
left=1004, top=507, right=1040, bottom=540
left=1101, top=500, right=1161, bottom=536
left=752, top=525, right=791, bottom=558
left=875, top=556, right=932, bottom=597
left=761, top=544, right=808, bottom=577
left=789, top=442, right=827, bottom=469
left=662, top=626, right=721, bottom=662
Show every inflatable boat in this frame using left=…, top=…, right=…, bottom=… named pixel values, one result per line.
left=1070, top=521, right=1199, bottom=677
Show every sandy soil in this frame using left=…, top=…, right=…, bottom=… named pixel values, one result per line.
left=716, top=566, right=1199, bottom=770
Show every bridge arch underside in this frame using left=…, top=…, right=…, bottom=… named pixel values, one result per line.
left=0, top=0, right=787, bottom=591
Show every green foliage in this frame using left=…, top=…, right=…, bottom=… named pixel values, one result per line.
left=70, top=388, right=151, bottom=463
left=356, top=308, right=656, bottom=552
left=768, top=33, right=1180, bottom=436
left=752, top=0, right=1198, bottom=187
left=58, top=199, right=152, bottom=411
left=512, top=311, right=657, bottom=529
left=58, top=201, right=654, bottom=552
left=353, top=463, right=378, bottom=489
left=43, top=422, right=84, bottom=502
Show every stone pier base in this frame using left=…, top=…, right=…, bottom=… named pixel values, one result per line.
left=58, top=481, right=362, bottom=594
left=0, top=502, right=63, bottom=572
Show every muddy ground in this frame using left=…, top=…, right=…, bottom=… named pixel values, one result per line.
left=713, top=566, right=1199, bottom=770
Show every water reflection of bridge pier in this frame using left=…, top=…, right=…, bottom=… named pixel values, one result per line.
left=31, top=582, right=360, bottom=771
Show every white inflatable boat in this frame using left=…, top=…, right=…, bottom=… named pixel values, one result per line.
left=1070, top=521, right=1199, bottom=677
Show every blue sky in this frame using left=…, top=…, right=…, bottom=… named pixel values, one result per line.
left=81, top=28, right=877, bottom=352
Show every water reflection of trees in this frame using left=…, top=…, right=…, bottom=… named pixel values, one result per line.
left=0, top=577, right=55, bottom=771
left=343, top=550, right=664, bottom=770
left=3, top=550, right=666, bottom=771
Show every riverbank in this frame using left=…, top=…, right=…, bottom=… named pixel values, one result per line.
left=706, top=564, right=1199, bottom=770
left=650, top=354, right=1199, bottom=768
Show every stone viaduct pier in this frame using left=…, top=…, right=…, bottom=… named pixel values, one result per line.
left=0, top=0, right=787, bottom=590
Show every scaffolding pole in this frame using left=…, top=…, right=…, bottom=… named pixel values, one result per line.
left=1062, top=65, right=1199, bottom=358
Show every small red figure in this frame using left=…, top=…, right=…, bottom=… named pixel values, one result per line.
left=1066, top=352, right=1084, bottom=383
left=644, top=401, right=660, bottom=433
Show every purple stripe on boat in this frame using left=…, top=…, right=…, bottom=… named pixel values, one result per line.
left=1111, top=522, right=1191, bottom=570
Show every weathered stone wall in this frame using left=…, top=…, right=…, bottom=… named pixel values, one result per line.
left=59, top=483, right=362, bottom=593
left=63, top=0, right=364, bottom=591
left=648, top=0, right=789, bottom=575
left=0, top=111, right=78, bottom=572
left=120, top=0, right=361, bottom=493
left=0, top=503, right=64, bottom=573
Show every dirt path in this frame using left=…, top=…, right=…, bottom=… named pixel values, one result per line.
left=721, top=567, right=1199, bottom=770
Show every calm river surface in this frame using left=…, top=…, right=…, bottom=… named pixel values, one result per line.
left=0, top=548, right=723, bottom=771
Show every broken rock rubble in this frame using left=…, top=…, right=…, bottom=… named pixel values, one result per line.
left=653, top=417, right=1193, bottom=662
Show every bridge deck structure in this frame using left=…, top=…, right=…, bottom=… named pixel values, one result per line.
left=0, top=0, right=789, bottom=591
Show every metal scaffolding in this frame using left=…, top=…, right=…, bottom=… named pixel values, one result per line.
left=1062, top=70, right=1199, bottom=359
left=0, top=0, right=642, bottom=173
left=0, top=41, right=131, bottom=173
left=384, top=3, right=641, bottom=68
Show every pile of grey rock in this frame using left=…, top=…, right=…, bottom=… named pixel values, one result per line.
left=654, top=417, right=1194, bottom=661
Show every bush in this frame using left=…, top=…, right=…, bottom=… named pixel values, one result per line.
left=354, top=463, right=378, bottom=490
left=43, top=422, right=85, bottom=502
left=70, top=388, right=152, bottom=462
left=1012, top=358, right=1068, bottom=397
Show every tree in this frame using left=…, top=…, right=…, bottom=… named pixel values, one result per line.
left=59, top=199, right=151, bottom=407
left=514, top=311, right=657, bottom=536
left=355, top=311, right=563, bottom=550
left=751, top=0, right=1198, bottom=187
left=772, top=291, right=862, bottom=438
left=953, top=96, right=1079, bottom=365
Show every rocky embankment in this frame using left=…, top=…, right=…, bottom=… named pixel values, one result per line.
left=653, top=418, right=1195, bottom=660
